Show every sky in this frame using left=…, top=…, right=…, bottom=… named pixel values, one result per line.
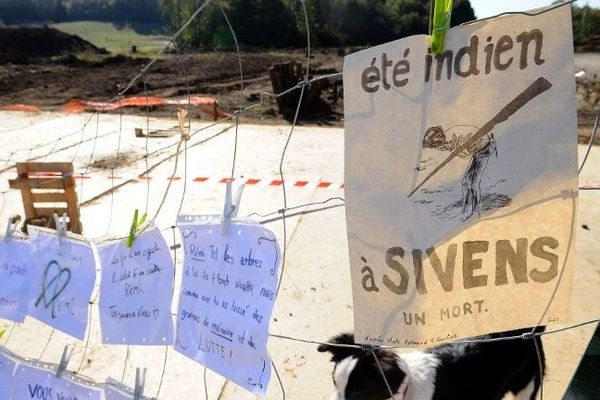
left=471, top=0, right=600, bottom=19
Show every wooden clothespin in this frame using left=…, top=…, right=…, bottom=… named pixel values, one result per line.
left=177, top=107, right=190, bottom=141
left=126, top=209, right=147, bottom=249
left=430, top=0, right=454, bottom=54
left=53, top=213, right=68, bottom=246
left=133, top=367, right=147, bottom=400
left=55, top=345, right=74, bottom=378
left=221, top=182, right=245, bottom=237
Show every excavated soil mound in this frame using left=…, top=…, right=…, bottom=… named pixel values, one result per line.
left=0, top=27, right=107, bottom=64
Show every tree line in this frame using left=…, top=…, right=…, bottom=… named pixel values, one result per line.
left=0, top=0, right=163, bottom=25
left=1, top=1, right=599, bottom=49
left=161, top=0, right=476, bottom=48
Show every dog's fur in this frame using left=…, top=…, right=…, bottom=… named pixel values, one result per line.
left=318, top=328, right=545, bottom=400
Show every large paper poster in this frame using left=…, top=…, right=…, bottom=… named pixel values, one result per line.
left=175, top=216, right=280, bottom=395
left=97, top=226, right=174, bottom=345
left=0, top=238, right=33, bottom=322
left=344, top=4, right=577, bottom=346
left=27, top=228, right=96, bottom=340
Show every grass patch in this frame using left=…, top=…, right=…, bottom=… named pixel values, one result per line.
left=51, top=21, right=169, bottom=56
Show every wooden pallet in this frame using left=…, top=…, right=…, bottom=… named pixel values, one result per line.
left=8, top=162, right=82, bottom=234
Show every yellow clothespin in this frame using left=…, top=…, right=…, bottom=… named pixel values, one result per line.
left=430, top=0, right=454, bottom=54
left=126, top=209, right=147, bottom=248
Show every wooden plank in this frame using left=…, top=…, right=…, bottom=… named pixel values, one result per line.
left=16, top=162, right=74, bottom=174
left=34, top=207, right=69, bottom=217
left=31, top=192, right=68, bottom=203
left=19, top=186, right=36, bottom=219
left=65, top=187, right=82, bottom=234
left=9, top=178, right=68, bottom=190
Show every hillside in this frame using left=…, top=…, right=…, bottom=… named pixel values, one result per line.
left=0, top=26, right=107, bottom=64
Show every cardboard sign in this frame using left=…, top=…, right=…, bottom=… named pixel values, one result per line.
left=10, top=363, right=102, bottom=400
left=27, top=228, right=96, bottom=340
left=344, top=5, right=577, bottom=346
left=0, top=239, right=33, bottom=322
left=0, top=347, right=17, bottom=400
left=97, top=226, right=174, bottom=345
left=175, top=217, right=280, bottom=395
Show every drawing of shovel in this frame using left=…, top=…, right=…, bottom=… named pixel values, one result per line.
left=407, top=77, right=553, bottom=198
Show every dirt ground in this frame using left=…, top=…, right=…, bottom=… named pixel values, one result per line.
left=0, top=45, right=345, bottom=126
left=0, top=111, right=597, bottom=400
left=0, top=27, right=598, bottom=133
left=0, top=28, right=598, bottom=399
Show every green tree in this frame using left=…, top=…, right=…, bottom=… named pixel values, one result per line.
left=572, top=4, right=600, bottom=40
left=452, top=0, right=476, bottom=27
left=161, top=0, right=300, bottom=49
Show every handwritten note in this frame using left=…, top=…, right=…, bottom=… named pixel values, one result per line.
left=0, top=239, right=33, bottom=322
left=10, top=364, right=101, bottom=400
left=0, top=347, right=16, bottom=400
left=97, top=226, right=174, bottom=345
left=175, top=217, right=280, bottom=395
left=27, top=229, right=96, bottom=340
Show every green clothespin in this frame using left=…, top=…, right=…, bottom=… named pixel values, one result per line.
left=430, top=0, right=454, bottom=54
left=0, top=330, right=5, bottom=341
left=126, top=209, right=147, bottom=248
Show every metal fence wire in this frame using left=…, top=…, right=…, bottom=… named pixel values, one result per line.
left=1, top=1, right=599, bottom=399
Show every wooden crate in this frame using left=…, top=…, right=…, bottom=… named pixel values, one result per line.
left=8, top=162, right=82, bottom=234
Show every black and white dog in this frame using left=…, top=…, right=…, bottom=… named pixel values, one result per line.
left=318, top=328, right=545, bottom=400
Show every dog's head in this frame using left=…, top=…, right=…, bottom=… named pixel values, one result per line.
left=318, top=333, right=406, bottom=400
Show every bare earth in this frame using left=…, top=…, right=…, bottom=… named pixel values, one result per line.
left=0, top=49, right=345, bottom=126
left=0, top=111, right=598, bottom=399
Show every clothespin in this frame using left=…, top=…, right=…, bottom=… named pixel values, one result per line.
left=126, top=209, right=147, bottom=249
left=53, top=213, right=68, bottom=246
left=55, top=345, right=74, bottom=378
left=133, top=367, right=147, bottom=400
left=4, top=217, right=20, bottom=242
left=177, top=107, right=190, bottom=141
left=221, top=182, right=245, bottom=237
left=430, top=0, right=454, bottom=54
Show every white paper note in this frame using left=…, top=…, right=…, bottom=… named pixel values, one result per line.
left=0, top=347, right=16, bottom=400
left=10, top=363, right=102, bottom=400
left=0, top=239, right=34, bottom=322
left=97, top=226, right=174, bottom=345
left=27, top=229, right=96, bottom=340
left=175, top=217, right=280, bottom=395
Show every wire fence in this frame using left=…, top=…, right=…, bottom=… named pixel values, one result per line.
left=1, top=0, right=599, bottom=399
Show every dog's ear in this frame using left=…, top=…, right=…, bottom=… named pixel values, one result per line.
left=318, top=333, right=359, bottom=362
